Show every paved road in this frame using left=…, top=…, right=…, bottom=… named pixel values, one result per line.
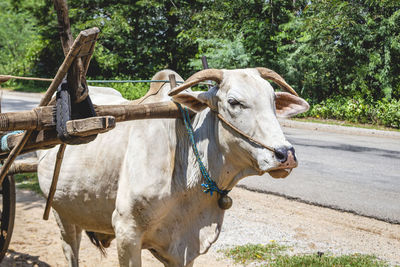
left=3, top=90, right=400, bottom=223
left=240, top=126, right=400, bottom=223
left=1, top=90, right=42, bottom=112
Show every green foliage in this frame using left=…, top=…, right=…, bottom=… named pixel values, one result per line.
left=222, top=243, right=389, bottom=266
left=300, top=96, right=400, bottom=129
left=2, top=0, right=400, bottom=129
left=7, top=81, right=48, bottom=93
left=189, top=36, right=251, bottom=69
left=0, top=0, right=44, bottom=77
left=27, top=0, right=199, bottom=80
left=112, top=83, right=149, bottom=100
left=273, top=253, right=389, bottom=267
left=89, top=82, right=149, bottom=100
left=276, top=0, right=400, bottom=101
left=221, top=242, right=287, bottom=264
left=183, top=0, right=308, bottom=70
left=14, top=172, right=42, bottom=195
left=375, top=99, right=400, bottom=128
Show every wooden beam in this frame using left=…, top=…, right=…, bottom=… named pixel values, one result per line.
left=66, top=116, right=115, bottom=137
left=0, top=116, right=115, bottom=159
left=8, top=160, right=38, bottom=174
left=0, top=101, right=189, bottom=132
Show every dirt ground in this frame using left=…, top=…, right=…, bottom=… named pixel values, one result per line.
left=2, top=187, right=400, bottom=266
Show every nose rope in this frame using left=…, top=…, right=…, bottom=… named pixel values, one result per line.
left=212, top=111, right=276, bottom=153
left=177, top=102, right=278, bottom=194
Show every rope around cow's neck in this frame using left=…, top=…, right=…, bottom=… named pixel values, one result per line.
left=176, top=100, right=275, bottom=191
left=177, top=102, right=281, bottom=209
left=177, top=103, right=230, bottom=197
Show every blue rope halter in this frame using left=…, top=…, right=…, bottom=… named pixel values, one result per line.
left=177, top=103, right=230, bottom=197
left=1, top=131, right=23, bottom=151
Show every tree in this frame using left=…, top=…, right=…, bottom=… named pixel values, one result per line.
left=0, top=0, right=43, bottom=77
left=183, top=0, right=308, bottom=70
left=276, top=0, right=400, bottom=101
left=26, top=0, right=200, bottom=79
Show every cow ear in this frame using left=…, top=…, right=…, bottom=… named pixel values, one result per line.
left=275, top=92, right=310, bottom=117
left=172, top=91, right=210, bottom=112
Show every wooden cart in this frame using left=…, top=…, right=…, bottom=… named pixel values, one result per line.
left=0, top=0, right=191, bottom=261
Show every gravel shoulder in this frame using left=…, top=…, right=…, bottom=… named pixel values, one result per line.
left=2, top=187, right=400, bottom=266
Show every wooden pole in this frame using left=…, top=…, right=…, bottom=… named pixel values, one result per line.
left=201, top=56, right=211, bottom=90
left=8, top=160, right=38, bottom=174
left=0, top=75, right=53, bottom=84
left=201, top=56, right=209, bottom=70
left=43, top=143, right=66, bottom=220
left=0, top=117, right=115, bottom=159
left=169, top=74, right=177, bottom=89
left=0, top=101, right=188, bottom=132
left=53, top=0, right=73, bottom=55
left=43, top=1, right=71, bottom=220
left=43, top=1, right=98, bottom=218
left=53, top=0, right=90, bottom=103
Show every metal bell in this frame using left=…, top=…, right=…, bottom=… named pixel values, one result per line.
left=218, top=195, right=233, bottom=210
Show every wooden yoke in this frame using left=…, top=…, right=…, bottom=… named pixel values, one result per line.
left=0, top=27, right=101, bottom=186
left=0, top=0, right=105, bottom=220
left=42, top=0, right=99, bottom=220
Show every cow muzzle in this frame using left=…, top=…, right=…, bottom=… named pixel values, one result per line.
left=268, top=147, right=298, bottom=179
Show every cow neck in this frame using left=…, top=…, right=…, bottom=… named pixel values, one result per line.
left=178, top=104, right=228, bottom=194
left=177, top=105, right=253, bottom=209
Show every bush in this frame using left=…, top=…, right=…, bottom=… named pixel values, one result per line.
left=375, top=99, right=400, bottom=128
left=112, top=82, right=149, bottom=100
left=89, top=81, right=149, bottom=100
left=299, top=96, right=400, bottom=129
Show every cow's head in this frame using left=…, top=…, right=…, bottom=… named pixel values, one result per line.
left=169, top=68, right=309, bottom=179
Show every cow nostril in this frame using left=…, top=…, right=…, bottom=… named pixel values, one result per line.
left=274, top=147, right=288, bottom=163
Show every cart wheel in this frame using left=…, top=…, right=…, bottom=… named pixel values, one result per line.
left=0, top=175, right=16, bottom=262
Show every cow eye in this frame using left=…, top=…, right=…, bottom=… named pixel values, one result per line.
left=228, top=98, right=240, bottom=106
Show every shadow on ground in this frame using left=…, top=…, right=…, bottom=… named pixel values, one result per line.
left=2, top=249, right=50, bottom=267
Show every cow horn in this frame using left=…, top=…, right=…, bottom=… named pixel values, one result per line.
left=256, top=67, right=298, bottom=96
left=168, top=69, right=223, bottom=96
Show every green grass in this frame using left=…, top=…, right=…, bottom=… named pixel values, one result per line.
left=14, top=172, right=42, bottom=195
left=221, top=243, right=287, bottom=264
left=273, top=253, right=389, bottom=267
left=5, top=81, right=48, bottom=93
left=221, top=243, right=391, bottom=266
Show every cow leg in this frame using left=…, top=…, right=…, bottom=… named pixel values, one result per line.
left=53, top=211, right=82, bottom=267
left=112, top=209, right=143, bottom=267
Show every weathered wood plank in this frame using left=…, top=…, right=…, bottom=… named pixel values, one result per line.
left=65, top=116, right=115, bottom=137
left=0, top=107, right=54, bottom=131
left=0, top=116, right=114, bottom=159
left=8, top=160, right=38, bottom=174
left=0, top=101, right=193, bottom=159
left=0, top=101, right=189, bottom=132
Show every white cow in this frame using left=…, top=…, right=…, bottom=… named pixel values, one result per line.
left=37, top=68, right=309, bottom=267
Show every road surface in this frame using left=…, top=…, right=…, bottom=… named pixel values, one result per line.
left=2, top=89, right=400, bottom=223
left=240, top=126, right=400, bottom=223
left=1, top=90, right=42, bottom=112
